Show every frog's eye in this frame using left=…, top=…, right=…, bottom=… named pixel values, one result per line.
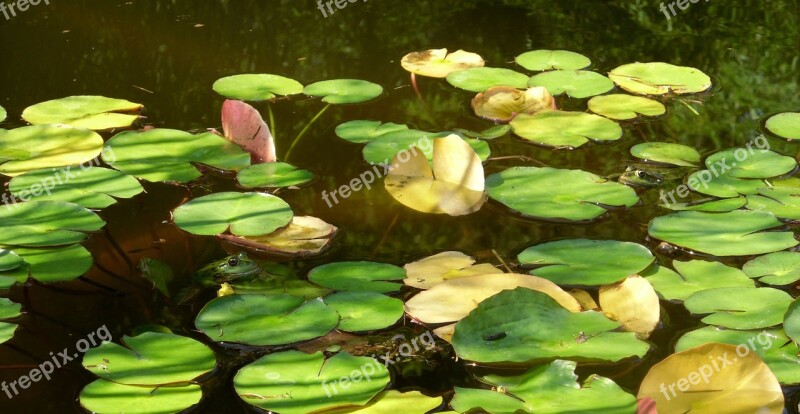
left=227, top=257, right=239, bottom=267
left=636, top=170, right=647, bottom=178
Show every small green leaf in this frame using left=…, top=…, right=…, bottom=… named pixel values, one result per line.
left=303, top=79, right=383, bottom=104
left=212, top=74, right=304, bottom=101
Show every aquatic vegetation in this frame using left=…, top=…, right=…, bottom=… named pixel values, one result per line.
left=608, top=62, right=712, bottom=94
left=743, top=251, right=800, bottom=286
left=221, top=99, right=276, bottom=163
left=644, top=260, right=754, bottom=301
left=218, top=216, right=337, bottom=256
left=335, top=119, right=409, bottom=144
left=684, top=287, right=793, bottom=329
left=236, top=162, right=314, bottom=188
left=528, top=69, right=614, bottom=98
left=0, top=105, right=6, bottom=122
left=515, top=49, right=592, bottom=71
left=307, top=261, right=405, bottom=293
left=509, top=111, right=622, bottom=147
left=401, top=49, right=485, bottom=78
left=303, top=79, right=383, bottom=104
left=0, top=124, right=104, bottom=176
left=21, top=96, right=142, bottom=130
left=765, top=112, right=800, bottom=140
left=9, top=167, right=143, bottom=209
left=589, top=94, right=667, bottom=120
left=471, top=86, right=555, bottom=122
left=172, top=192, right=293, bottom=236
left=402, top=250, right=502, bottom=289
left=322, top=291, right=404, bottom=332
left=0, top=298, right=20, bottom=344
left=630, top=142, right=701, bottom=166
left=598, top=275, right=660, bottom=338
left=446, top=67, right=530, bottom=92
left=212, top=74, right=304, bottom=101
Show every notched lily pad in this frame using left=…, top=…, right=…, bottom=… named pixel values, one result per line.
left=0, top=124, right=104, bottom=177
left=684, top=287, right=793, bottom=329
left=335, top=120, right=409, bottom=144
left=589, top=94, right=666, bottom=120
left=218, top=216, right=336, bottom=257
left=644, top=260, right=753, bottom=302
left=303, top=79, right=383, bottom=104
left=743, top=251, right=800, bottom=286
left=9, top=167, right=144, bottom=209
left=237, top=162, right=314, bottom=189
left=446, top=67, right=530, bottom=92
left=22, top=96, right=142, bottom=130
left=323, top=291, right=404, bottom=332
left=308, top=261, right=405, bottom=293
left=172, top=192, right=293, bottom=237
left=401, top=48, right=485, bottom=78
left=212, top=74, right=304, bottom=101
left=528, top=70, right=614, bottom=98
left=79, top=380, right=203, bottom=414
left=515, top=49, right=591, bottom=71
left=510, top=111, right=622, bottom=148
left=609, top=62, right=712, bottom=95
left=630, top=142, right=700, bottom=166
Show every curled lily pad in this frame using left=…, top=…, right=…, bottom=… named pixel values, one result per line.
left=515, top=50, right=591, bottom=71
left=684, top=287, right=793, bottom=329
left=303, top=79, right=383, bottom=104
left=80, top=380, right=202, bottom=414
left=9, top=167, right=144, bottom=209
left=598, top=275, right=660, bottom=338
left=21, top=96, right=142, bottom=130
left=103, top=128, right=251, bottom=183
left=172, top=192, right=293, bottom=237
left=0, top=105, right=6, bottom=122
left=335, top=120, right=409, bottom=144
left=648, top=210, right=798, bottom=256
left=212, top=74, right=304, bottom=101
left=528, top=70, right=614, bottom=99
left=452, top=288, right=650, bottom=364
left=588, top=94, right=666, bottom=120
left=401, top=49, right=484, bottom=78
left=486, top=167, right=639, bottom=221
left=218, top=216, right=337, bottom=257
left=609, top=62, right=712, bottom=95
left=510, top=111, right=622, bottom=148
left=0, top=298, right=21, bottom=344
left=687, top=170, right=765, bottom=198
left=403, top=251, right=502, bottom=289
left=765, top=112, right=800, bottom=140
left=237, top=162, right=314, bottom=188
left=0, top=124, right=104, bottom=177
left=446, top=67, right=530, bottom=92
left=234, top=351, right=390, bottom=414
left=644, top=261, right=753, bottom=302
left=705, top=148, right=796, bottom=179
left=630, top=142, right=701, bottom=166
left=308, top=261, right=405, bottom=293
left=0, top=200, right=104, bottom=247
left=323, top=291, right=403, bottom=332
left=743, top=252, right=800, bottom=286
left=0, top=245, right=95, bottom=285
left=221, top=99, right=276, bottom=163
left=471, top=86, right=555, bottom=122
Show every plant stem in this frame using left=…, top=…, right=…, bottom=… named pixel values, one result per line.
left=267, top=103, right=276, bottom=139
left=283, top=103, right=332, bottom=161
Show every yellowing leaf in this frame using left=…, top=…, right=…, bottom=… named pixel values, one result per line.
left=599, top=275, right=660, bottom=339
left=217, top=216, right=337, bottom=257
left=570, top=289, right=599, bottom=311
left=471, top=86, right=556, bottom=122
left=404, top=251, right=502, bottom=289
left=401, top=49, right=485, bottom=78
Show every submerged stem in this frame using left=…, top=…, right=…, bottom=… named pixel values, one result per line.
left=283, top=103, right=332, bottom=161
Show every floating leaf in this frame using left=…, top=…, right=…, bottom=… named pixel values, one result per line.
left=599, top=275, right=660, bottom=338
left=454, top=124, right=512, bottom=140
left=705, top=148, right=795, bottom=179
left=630, top=142, right=701, bottom=167
left=335, top=120, right=409, bottom=144
left=303, top=79, right=383, bottom=104
left=0, top=124, right=104, bottom=177
left=0, top=105, right=6, bottom=122
left=323, top=291, right=403, bottom=332
left=362, top=130, right=490, bottom=164
left=648, top=210, right=798, bottom=256
left=684, top=287, right=793, bottom=329
left=339, top=390, right=443, bottom=414
left=609, top=62, right=712, bottom=95
left=0, top=249, right=23, bottom=272
left=138, top=258, right=174, bottom=297
left=471, top=86, right=555, bottom=122
left=384, top=134, right=486, bottom=216
left=219, top=216, right=336, bottom=257
left=687, top=170, right=765, bottom=198
left=663, top=197, right=748, bottom=212
left=528, top=70, right=614, bottom=98
left=173, top=192, right=293, bottom=237
left=0, top=245, right=95, bottom=285
left=225, top=262, right=330, bottom=300
left=9, top=167, right=144, bottom=209
left=237, top=162, right=314, bottom=188
left=588, top=94, right=666, bottom=120
left=746, top=186, right=800, bottom=220
left=743, top=251, right=800, bottom=286
left=80, top=380, right=202, bottom=414
left=638, top=343, right=783, bottom=413
left=644, top=261, right=753, bottom=302
left=446, top=67, right=530, bottom=92
left=510, top=111, right=622, bottom=148
left=212, top=74, right=304, bottom=101
left=400, top=49, right=485, bottom=78
left=0, top=200, right=104, bottom=247
left=21, top=96, right=142, bottom=130
left=486, top=167, right=639, bottom=221
left=221, top=99, right=276, bottom=163
left=784, top=298, right=800, bottom=344
left=518, top=239, right=654, bottom=286
left=765, top=112, right=800, bottom=140
left=515, top=50, right=591, bottom=71
left=0, top=298, right=21, bottom=344
left=403, top=251, right=502, bottom=289
left=308, top=261, right=405, bottom=293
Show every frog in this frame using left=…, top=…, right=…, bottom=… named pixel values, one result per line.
left=176, top=252, right=261, bottom=304
left=611, top=163, right=694, bottom=188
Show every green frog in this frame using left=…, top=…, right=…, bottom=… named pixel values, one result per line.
left=612, top=164, right=693, bottom=188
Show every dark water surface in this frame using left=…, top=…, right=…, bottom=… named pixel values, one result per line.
left=0, top=0, right=799, bottom=412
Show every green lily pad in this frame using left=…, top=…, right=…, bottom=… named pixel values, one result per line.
left=0, top=200, right=104, bottom=247
left=684, top=287, right=793, bottom=329
left=515, top=50, right=591, bottom=71
left=664, top=197, right=748, bottom=212
left=643, top=260, right=754, bottom=302
left=452, top=288, right=650, bottom=364
left=173, top=192, right=293, bottom=237
left=510, top=111, right=622, bottom=148
left=608, top=62, right=712, bottom=95
left=0, top=245, right=95, bottom=285
left=195, top=294, right=338, bottom=346
left=528, top=70, right=614, bottom=98
left=335, top=120, right=409, bottom=144
left=308, top=261, right=406, bottom=293
left=630, top=142, right=700, bottom=166
left=83, top=331, right=216, bottom=385
left=0, top=105, right=6, bottom=122
left=9, top=167, right=144, bottom=209
left=236, top=162, right=314, bottom=188
left=0, top=124, right=104, bottom=177
left=676, top=327, right=800, bottom=385
left=588, top=94, right=666, bottom=120
left=743, top=252, right=800, bottom=286
left=648, top=210, right=798, bottom=256
left=454, top=124, right=512, bottom=140
left=0, top=298, right=21, bottom=344
left=705, top=148, right=796, bottom=179
left=687, top=170, right=765, bottom=198
left=79, top=380, right=203, bottom=414
left=323, top=291, right=404, bottom=332
left=303, top=79, right=383, bottom=104
left=486, top=167, right=639, bottom=221
left=234, top=351, right=390, bottom=414
left=341, top=390, right=443, bottom=413
left=103, top=128, right=251, bottom=183
left=0, top=249, right=23, bottom=272
left=446, top=67, right=530, bottom=92
left=229, top=269, right=330, bottom=300
left=212, top=74, right=304, bottom=101
left=765, top=112, right=800, bottom=140
left=138, top=258, right=174, bottom=297
left=362, top=130, right=490, bottom=164
left=518, top=239, right=654, bottom=285
left=785, top=298, right=800, bottom=345
left=21, top=96, right=142, bottom=130
left=451, top=360, right=636, bottom=414
left=401, top=49, right=485, bottom=78
left=747, top=186, right=800, bottom=220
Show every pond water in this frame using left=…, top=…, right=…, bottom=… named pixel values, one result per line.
left=0, top=0, right=799, bottom=412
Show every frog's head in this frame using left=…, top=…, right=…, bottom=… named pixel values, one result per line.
left=619, top=167, right=664, bottom=188
left=198, top=252, right=261, bottom=283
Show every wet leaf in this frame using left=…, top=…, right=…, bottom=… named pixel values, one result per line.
left=308, top=261, right=405, bottom=293
left=743, top=251, right=800, bottom=286
left=765, top=112, right=800, bottom=140
left=323, top=291, right=403, bottom=332
left=335, top=120, right=409, bottom=144
left=644, top=261, right=754, bottom=302
left=9, top=167, right=144, bottom=209
left=0, top=200, right=105, bottom=246
left=80, top=380, right=202, bottom=414
left=236, top=162, right=314, bottom=188
left=705, top=148, right=795, bottom=179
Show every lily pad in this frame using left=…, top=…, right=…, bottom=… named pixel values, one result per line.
left=234, top=351, right=390, bottom=414
left=663, top=197, right=748, bottom=212
left=785, top=298, right=800, bottom=344
left=83, top=331, right=216, bottom=385
left=684, top=287, right=793, bottom=329
left=9, top=167, right=144, bottom=209
left=705, top=148, right=796, bottom=179
left=471, top=86, right=555, bottom=122
left=0, top=105, right=6, bottom=122
left=743, top=252, right=800, bottom=286
left=765, top=112, right=800, bottom=140
left=138, top=258, right=174, bottom=297
left=0, top=298, right=21, bottom=344
left=237, top=162, right=314, bottom=188
left=223, top=262, right=330, bottom=300
left=451, top=288, right=650, bottom=364
left=173, top=192, right=293, bottom=237
left=598, top=275, right=660, bottom=338
left=212, top=74, right=304, bottom=101
left=335, top=120, right=409, bottom=144
left=515, top=50, right=592, bottom=71
left=631, top=142, right=700, bottom=166
left=588, top=94, right=666, bottom=120
left=0, top=200, right=104, bottom=247
left=453, top=124, right=512, bottom=140
left=103, top=128, right=251, bottom=183
left=80, top=380, right=202, bottom=414
left=308, top=261, right=405, bottom=293
left=746, top=186, right=800, bottom=220
left=195, top=294, right=338, bottom=346
left=362, top=130, right=490, bottom=164
left=21, top=96, right=142, bottom=130
left=323, top=291, right=404, bottom=332
left=687, top=170, right=765, bottom=198
left=451, top=360, right=636, bottom=414
left=446, top=67, right=530, bottom=92
left=0, top=245, right=95, bottom=285
left=486, top=167, right=639, bottom=221
left=219, top=216, right=337, bottom=257
left=528, top=70, right=614, bottom=98
left=644, top=260, right=754, bottom=302
left=303, top=79, right=383, bottom=104
left=340, top=390, right=443, bottom=413
left=609, top=62, right=712, bottom=95
left=510, top=111, right=622, bottom=148
left=401, top=49, right=485, bottom=78
left=403, top=251, right=502, bottom=289
left=0, top=124, right=104, bottom=177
